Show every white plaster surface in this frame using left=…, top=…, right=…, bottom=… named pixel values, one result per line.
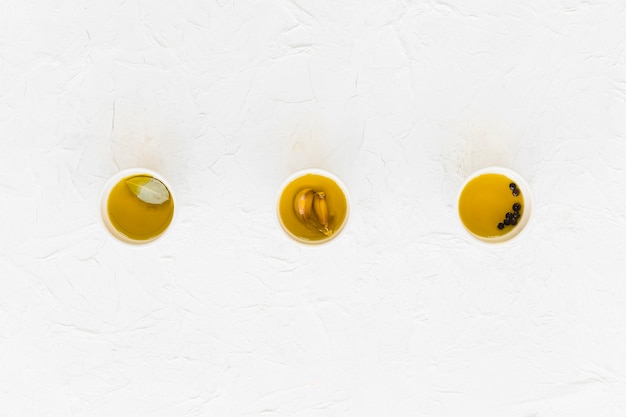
left=1, top=0, right=626, bottom=416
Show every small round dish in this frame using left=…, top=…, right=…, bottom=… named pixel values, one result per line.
left=276, top=168, right=350, bottom=246
left=457, top=166, right=532, bottom=244
left=100, top=168, right=176, bottom=246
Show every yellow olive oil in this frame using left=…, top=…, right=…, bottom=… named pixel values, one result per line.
left=458, top=173, right=524, bottom=239
left=279, top=173, right=348, bottom=243
left=107, top=175, right=174, bottom=241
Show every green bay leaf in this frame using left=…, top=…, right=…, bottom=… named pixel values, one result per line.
left=125, top=176, right=170, bottom=205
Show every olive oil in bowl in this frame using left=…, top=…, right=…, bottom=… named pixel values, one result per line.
left=101, top=169, right=175, bottom=245
left=277, top=169, right=349, bottom=245
left=457, top=167, right=531, bottom=243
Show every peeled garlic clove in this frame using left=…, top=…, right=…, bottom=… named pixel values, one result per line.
left=293, top=188, right=315, bottom=222
left=313, top=191, right=330, bottom=233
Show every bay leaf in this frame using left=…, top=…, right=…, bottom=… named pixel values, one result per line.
left=125, top=175, right=170, bottom=205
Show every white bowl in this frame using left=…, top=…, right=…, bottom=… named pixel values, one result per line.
left=276, top=168, right=351, bottom=246
left=99, top=168, right=176, bottom=246
left=457, top=166, right=532, bottom=244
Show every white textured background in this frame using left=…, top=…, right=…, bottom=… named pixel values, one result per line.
left=1, top=1, right=626, bottom=416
